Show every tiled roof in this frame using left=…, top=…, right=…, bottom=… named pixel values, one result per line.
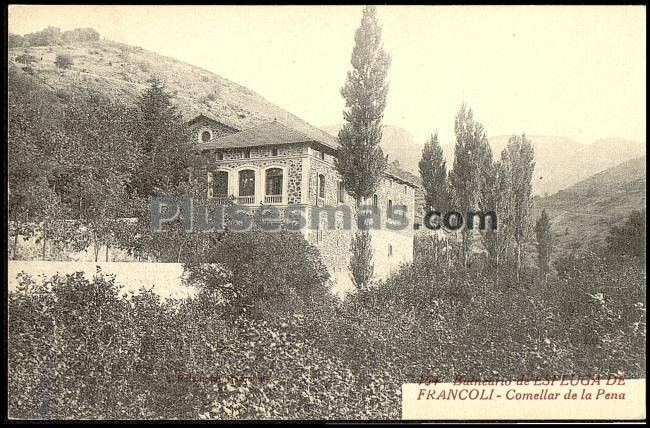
left=195, top=119, right=418, bottom=188
left=386, top=163, right=420, bottom=188
left=196, top=120, right=340, bottom=151
left=187, top=113, right=240, bottom=132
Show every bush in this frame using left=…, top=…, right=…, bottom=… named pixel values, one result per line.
left=54, top=53, right=74, bottom=69
left=8, top=270, right=368, bottom=419
left=15, top=54, right=37, bottom=66
left=25, top=26, right=61, bottom=47
left=184, top=230, right=332, bottom=316
left=61, top=28, right=101, bottom=44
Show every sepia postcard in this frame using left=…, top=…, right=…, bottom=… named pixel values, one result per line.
left=5, top=4, right=646, bottom=422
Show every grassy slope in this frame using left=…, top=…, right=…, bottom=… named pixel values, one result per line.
left=8, top=39, right=333, bottom=141
left=533, top=156, right=646, bottom=257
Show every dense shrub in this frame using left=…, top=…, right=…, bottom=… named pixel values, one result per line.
left=8, top=270, right=369, bottom=419
left=15, top=53, right=37, bottom=65
left=61, top=28, right=101, bottom=44
left=55, top=53, right=74, bottom=69
left=184, top=230, right=332, bottom=316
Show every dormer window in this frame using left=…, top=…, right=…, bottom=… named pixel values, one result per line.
left=200, top=129, right=212, bottom=143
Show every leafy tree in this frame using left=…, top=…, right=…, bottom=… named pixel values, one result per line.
left=184, top=230, right=331, bottom=313
left=7, top=68, right=67, bottom=258
left=8, top=33, right=26, bottom=48
left=418, top=132, right=449, bottom=212
left=606, top=209, right=646, bottom=259
left=448, top=104, right=493, bottom=266
left=54, top=53, right=73, bottom=69
left=534, top=208, right=553, bottom=280
left=335, top=5, right=391, bottom=204
left=482, top=157, right=513, bottom=272
left=349, top=229, right=374, bottom=290
left=47, top=92, right=140, bottom=260
left=501, top=134, right=535, bottom=282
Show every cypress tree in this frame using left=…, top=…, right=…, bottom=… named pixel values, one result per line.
left=534, top=208, right=553, bottom=281
left=419, top=132, right=450, bottom=212
left=335, top=6, right=391, bottom=204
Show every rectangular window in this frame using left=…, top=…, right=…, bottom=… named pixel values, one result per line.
left=337, top=181, right=345, bottom=204
left=215, top=171, right=229, bottom=197
left=216, top=152, right=224, bottom=161
left=244, top=149, right=251, bottom=159
left=318, top=174, right=325, bottom=199
left=388, top=244, right=393, bottom=257
left=270, top=148, right=278, bottom=156
left=320, top=150, right=325, bottom=161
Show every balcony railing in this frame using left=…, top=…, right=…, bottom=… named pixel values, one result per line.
left=264, top=194, right=283, bottom=204
left=237, top=195, right=255, bottom=204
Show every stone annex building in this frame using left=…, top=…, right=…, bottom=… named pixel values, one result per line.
left=188, top=114, right=419, bottom=289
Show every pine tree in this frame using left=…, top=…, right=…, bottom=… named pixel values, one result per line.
left=419, top=132, right=449, bottom=212
left=349, top=229, right=374, bottom=290
left=606, top=209, right=646, bottom=258
left=534, top=208, right=553, bottom=281
left=130, top=76, right=191, bottom=198
left=448, top=104, right=493, bottom=266
left=335, top=5, right=391, bottom=203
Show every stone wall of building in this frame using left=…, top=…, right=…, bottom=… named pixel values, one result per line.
left=189, top=117, right=239, bottom=144
left=302, top=143, right=417, bottom=287
left=200, top=144, right=307, bottom=205
left=192, top=139, right=418, bottom=292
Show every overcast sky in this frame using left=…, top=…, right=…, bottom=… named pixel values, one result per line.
left=8, top=5, right=646, bottom=146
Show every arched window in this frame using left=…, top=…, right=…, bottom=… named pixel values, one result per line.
left=372, top=194, right=378, bottom=207
left=200, top=130, right=212, bottom=142
left=214, top=171, right=229, bottom=197
left=318, top=174, right=325, bottom=199
left=238, top=170, right=255, bottom=196
left=265, top=168, right=283, bottom=196
left=387, top=199, right=393, bottom=218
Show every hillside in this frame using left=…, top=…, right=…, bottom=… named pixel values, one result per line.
left=322, top=124, right=424, bottom=174
left=486, top=135, right=646, bottom=197
left=9, top=34, right=644, bottom=204
left=7, top=38, right=333, bottom=143
left=533, top=156, right=646, bottom=257
left=322, top=123, right=645, bottom=197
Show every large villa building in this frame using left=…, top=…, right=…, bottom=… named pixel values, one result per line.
left=188, top=113, right=419, bottom=288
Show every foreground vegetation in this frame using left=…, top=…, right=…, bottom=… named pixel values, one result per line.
left=9, top=220, right=646, bottom=419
